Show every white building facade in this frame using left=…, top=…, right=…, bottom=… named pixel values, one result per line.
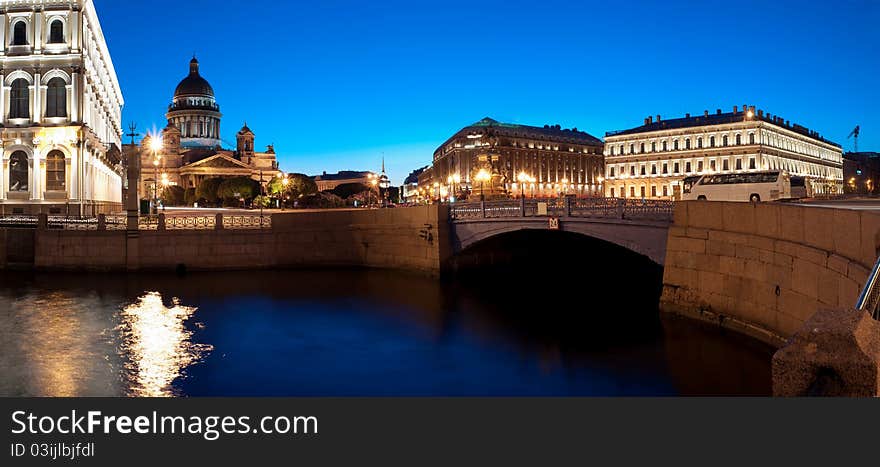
left=0, top=0, right=124, bottom=215
left=604, top=105, right=844, bottom=199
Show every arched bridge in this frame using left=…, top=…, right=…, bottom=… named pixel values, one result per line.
left=448, top=198, right=675, bottom=265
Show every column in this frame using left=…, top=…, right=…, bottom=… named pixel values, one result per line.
left=33, top=72, right=41, bottom=124
left=0, top=75, right=5, bottom=126
left=70, top=71, right=79, bottom=122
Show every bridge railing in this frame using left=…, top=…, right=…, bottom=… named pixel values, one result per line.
left=856, top=256, right=880, bottom=321
left=449, top=197, right=674, bottom=222
left=0, top=214, right=272, bottom=231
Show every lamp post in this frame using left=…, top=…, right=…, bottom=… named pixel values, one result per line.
left=475, top=169, right=490, bottom=202
left=597, top=176, right=605, bottom=198
left=149, top=136, right=163, bottom=215
left=280, top=173, right=289, bottom=209
left=447, top=173, right=461, bottom=202
left=517, top=171, right=532, bottom=199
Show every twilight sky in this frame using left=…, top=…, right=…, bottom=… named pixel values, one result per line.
left=95, top=0, right=879, bottom=184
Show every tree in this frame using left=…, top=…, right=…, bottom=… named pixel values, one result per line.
left=217, top=177, right=260, bottom=202
left=331, top=182, right=370, bottom=200
left=161, top=185, right=185, bottom=206
left=184, top=187, right=197, bottom=206
left=286, top=173, right=318, bottom=199
left=196, top=177, right=224, bottom=205
left=299, top=192, right=345, bottom=209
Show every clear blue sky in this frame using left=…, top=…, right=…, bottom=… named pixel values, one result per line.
left=96, top=0, right=879, bottom=184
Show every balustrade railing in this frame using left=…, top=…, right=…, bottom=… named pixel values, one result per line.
left=0, top=213, right=272, bottom=231
left=449, top=197, right=674, bottom=222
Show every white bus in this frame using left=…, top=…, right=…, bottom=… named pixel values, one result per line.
left=681, top=171, right=795, bottom=202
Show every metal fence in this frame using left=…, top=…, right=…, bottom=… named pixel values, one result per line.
left=449, top=197, right=674, bottom=222
left=856, top=256, right=880, bottom=321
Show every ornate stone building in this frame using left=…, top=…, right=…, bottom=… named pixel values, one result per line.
left=603, top=105, right=844, bottom=199
left=432, top=117, right=605, bottom=199
left=138, top=58, right=278, bottom=198
left=0, top=0, right=124, bottom=215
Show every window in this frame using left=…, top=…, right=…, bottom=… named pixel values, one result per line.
left=651, top=185, right=657, bottom=197
left=619, top=145, right=624, bottom=155
left=640, top=143, right=645, bottom=153
left=651, top=142, right=656, bottom=152
left=10, top=78, right=29, bottom=119
left=674, top=140, right=679, bottom=150
left=630, top=186, right=635, bottom=198
left=723, top=135, right=729, bottom=146
left=610, top=146, right=615, bottom=156
left=686, top=139, right=691, bottom=149
left=697, top=161, right=704, bottom=172
left=651, top=165, right=657, bottom=175
left=640, top=186, right=646, bottom=198
left=710, top=160, right=716, bottom=171
left=749, top=158, right=756, bottom=170
left=630, top=166, right=635, bottom=176
left=662, top=163, right=668, bottom=174
left=736, top=158, right=743, bottom=170
left=610, top=187, right=615, bottom=197
left=685, top=162, right=691, bottom=172
left=609, top=167, right=615, bottom=177
left=663, top=185, right=668, bottom=197
left=723, top=159, right=729, bottom=171
left=736, top=134, right=742, bottom=145
left=9, top=151, right=28, bottom=191
left=46, top=150, right=65, bottom=191
left=674, top=162, right=680, bottom=173
left=697, top=137, right=703, bottom=149
left=710, top=136, right=715, bottom=147
left=640, top=166, right=646, bottom=176
left=630, top=144, right=635, bottom=154
left=749, top=133, right=755, bottom=145
left=48, top=20, right=64, bottom=44
left=12, top=21, right=27, bottom=45
left=662, top=141, right=668, bottom=151
left=45, top=77, right=66, bottom=118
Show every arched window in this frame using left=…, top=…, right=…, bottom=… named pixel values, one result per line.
left=9, top=151, right=28, bottom=192
left=723, top=135, right=729, bottom=146
left=685, top=139, right=691, bottom=149
left=46, top=150, right=65, bottom=191
left=709, top=136, right=716, bottom=147
left=662, top=141, right=668, bottom=151
left=673, top=140, right=679, bottom=150
left=45, top=77, right=67, bottom=118
left=10, top=78, right=30, bottom=119
left=735, top=134, right=742, bottom=145
left=48, top=20, right=64, bottom=44
left=12, top=21, right=27, bottom=46
left=697, top=137, right=703, bottom=148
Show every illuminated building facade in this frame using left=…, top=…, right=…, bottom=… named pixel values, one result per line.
left=432, top=117, right=605, bottom=199
left=603, top=105, right=844, bottom=199
left=0, top=0, right=124, bottom=215
left=138, top=58, right=278, bottom=197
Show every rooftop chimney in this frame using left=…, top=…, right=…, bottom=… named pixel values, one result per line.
left=704, top=110, right=709, bottom=117
left=717, top=109, right=722, bottom=115
left=657, top=114, right=662, bottom=122
left=785, top=120, right=790, bottom=126
left=758, top=109, right=764, bottom=118
left=734, top=105, right=739, bottom=114
left=648, top=116, right=653, bottom=124
left=685, top=113, right=691, bottom=118
left=749, top=105, right=755, bottom=115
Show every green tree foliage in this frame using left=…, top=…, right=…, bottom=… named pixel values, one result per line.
left=196, top=177, right=224, bottom=204
left=184, top=187, right=197, bottom=206
left=287, top=173, right=318, bottom=198
left=331, top=182, right=370, bottom=200
left=160, top=185, right=186, bottom=206
left=217, top=177, right=261, bottom=201
left=299, top=192, right=345, bottom=209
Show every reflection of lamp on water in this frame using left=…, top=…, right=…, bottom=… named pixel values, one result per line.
left=119, top=292, right=212, bottom=397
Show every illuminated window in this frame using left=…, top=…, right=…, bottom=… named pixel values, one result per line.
left=48, top=20, right=64, bottom=44
left=10, top=79, right=29, bottom=119
left=640, top=186, right=646, bottom=197
left=12, top=21, right=27, bottom=45
left=9, top=151, right=28, bottom=191
left=45, top=77, right=67, bottom=118
left=46, top=150, right=65, bottom=191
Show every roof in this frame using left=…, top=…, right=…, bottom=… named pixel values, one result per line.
left=436, top=117, right=603, bottom=154
left=174, top=58, right=214, bottom=98
left=314, top=170, right=372, bottom=181
left=606, top=110, right=841, bottom=148
left=404, top=166, right=428, bottom=184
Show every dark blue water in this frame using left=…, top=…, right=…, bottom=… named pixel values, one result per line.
left=0, top=269, right=773, bottom=397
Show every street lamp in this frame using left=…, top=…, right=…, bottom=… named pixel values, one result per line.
left=597, top=176, right=605, bottom=197
left=149, top=135, right=163, bottom=214
left=475, top=169, right=491, bottom=201
left=517, top=171, right=532, bottom=199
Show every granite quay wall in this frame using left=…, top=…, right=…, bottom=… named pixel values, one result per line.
left=661, top=201, right=879, bottom=346
left=27, top=206, right=450, bottom=276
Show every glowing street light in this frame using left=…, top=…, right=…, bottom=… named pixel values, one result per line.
left=517, top=171, right=532, bottom=199
left=148, top=135, right=163, bottom=214
left=475, top=169, right=491, bottom=201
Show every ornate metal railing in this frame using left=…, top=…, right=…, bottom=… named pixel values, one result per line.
left=165, top=215, right=216, bottom=230
left=0, top=214, right=272, bottom=231
left=449, top=197, right=674, bottom=222
left=222, top=215, right=271, bottom=229
left=856, top=256, right=880, bottom=320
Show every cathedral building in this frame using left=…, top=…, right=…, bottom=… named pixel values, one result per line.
left=138, top=57, right=278, bottom=199
left=0, top=0, right=124, bottom=215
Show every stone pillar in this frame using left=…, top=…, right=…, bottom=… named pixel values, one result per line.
left=215, top=213, right=223, bottom=230
left=773, top=308, right=880, bottom=397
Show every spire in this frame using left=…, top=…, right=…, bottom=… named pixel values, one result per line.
left=190, top=56, right=199, bottom=75
left=381, top=154, right=386, bottom=174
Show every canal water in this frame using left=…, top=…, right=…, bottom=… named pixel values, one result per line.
left=0, top=268, right=774, bottom=397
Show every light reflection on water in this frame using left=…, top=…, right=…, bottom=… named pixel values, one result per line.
left=117, top=292, right=212, bottom=397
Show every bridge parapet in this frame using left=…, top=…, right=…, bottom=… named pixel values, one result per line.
left=450, top=197, right=674, bottom=223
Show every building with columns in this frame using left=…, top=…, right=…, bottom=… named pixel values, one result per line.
left=0, top=0, right=124, bottom=215
left=432, top=117, right=605, bottom=200
left=138, top=57, right=278, bottom=199
left=603, top=105, right=844, bottom=199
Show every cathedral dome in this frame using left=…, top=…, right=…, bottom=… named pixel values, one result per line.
left=174, top=57, right=214, bottom=98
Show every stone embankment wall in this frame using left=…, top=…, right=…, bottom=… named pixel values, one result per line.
left=27, top=206, right=449, bottom=276
left=661, top=201, right=879, bottom=346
